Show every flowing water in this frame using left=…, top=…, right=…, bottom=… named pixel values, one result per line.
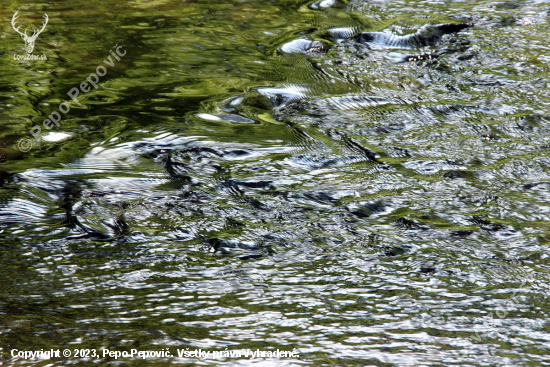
left=1, top=0, right=550, bottom=365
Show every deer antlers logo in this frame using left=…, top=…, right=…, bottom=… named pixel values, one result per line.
left=11, top=11, right=48, bottom=54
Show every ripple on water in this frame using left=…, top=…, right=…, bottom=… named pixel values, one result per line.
left=3, top=0, right=550, bottom=365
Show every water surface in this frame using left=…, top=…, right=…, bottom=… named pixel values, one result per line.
left=1, top=0, right=550, bottom=365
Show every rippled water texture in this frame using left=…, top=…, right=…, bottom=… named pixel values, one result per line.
left=2, top=0, right=550, bottom=365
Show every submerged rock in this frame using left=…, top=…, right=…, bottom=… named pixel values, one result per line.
left=353, top=23, right=471, bottom=49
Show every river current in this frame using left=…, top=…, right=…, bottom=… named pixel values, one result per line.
left=1, top=0, right=550, bottom=365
